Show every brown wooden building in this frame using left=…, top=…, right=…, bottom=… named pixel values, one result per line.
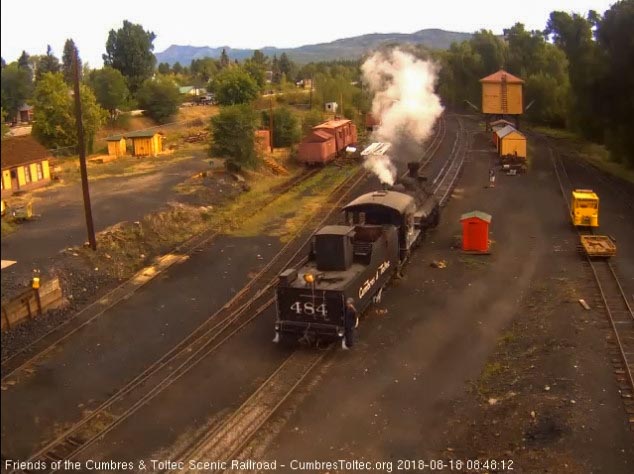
left=480, top=70, right=524, bottom=130
left=1, top=136, right=52, bottom=197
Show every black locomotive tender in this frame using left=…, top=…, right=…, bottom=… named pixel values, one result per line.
left=274, top=161, right=440, bottom=343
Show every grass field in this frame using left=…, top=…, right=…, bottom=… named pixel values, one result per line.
left=50, top=145, right=208, bottom=185
left=226, top=164, right=357, bottom=241
left=531, top=125, right=634, bottom=184
left=76, top=163, right=357, bottom=279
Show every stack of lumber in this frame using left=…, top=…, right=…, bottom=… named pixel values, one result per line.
left=263, top=156, right=289, bottom=175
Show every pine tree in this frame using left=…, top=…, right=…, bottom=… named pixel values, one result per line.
left=279, top=53, right=294, bottom=81
left=220, top=48, right=230, bottom=69
left=62, top=39, right=80, bottom=84
left=251, top=50, right=267, bottom=66
left=36, top=45, right=61, bottom=80
left=157, top=62, right=171, bottom=74
left=271, top=55, right=281, bottom=84
left=17, top=51, right=30, bottom=70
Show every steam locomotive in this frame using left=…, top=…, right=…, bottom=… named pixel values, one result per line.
left=273, top=161, right=440, bottom=343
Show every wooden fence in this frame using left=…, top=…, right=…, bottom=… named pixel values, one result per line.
left=1, top=278, right=64, bottom=332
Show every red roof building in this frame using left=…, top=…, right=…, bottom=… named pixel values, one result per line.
left=479, top=70, right=524, bottom=84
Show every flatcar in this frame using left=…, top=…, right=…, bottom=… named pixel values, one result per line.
left=571, top=188, right=599, bottom=227
left=273, top=162, right=439, bottom=344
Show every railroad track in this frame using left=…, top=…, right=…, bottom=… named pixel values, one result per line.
left=1, top=167, right=322, bottom=382
left=397, top=114, right=446, bottom=181
left=432, top=117, right=467, bottom=206
left=173, top=348, right=330, bottom=474
left=548, top=139, right=634, bottom=214
left=421, top=115, right=447, bottom=169
left=14, top=115, right=456, bottom=470
left=170, top=116, right=468, bottom=472
left=548, top=141, right=634, bottom=429
left=13, top=167, right=369, bottom=472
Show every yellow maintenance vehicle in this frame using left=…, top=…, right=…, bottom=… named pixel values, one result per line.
left=571, top=189, right=599, bottom=227
left=570, top=189, right=616, bottom=257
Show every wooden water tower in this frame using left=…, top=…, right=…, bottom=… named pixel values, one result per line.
left=480, top=69, right=524, bottom=131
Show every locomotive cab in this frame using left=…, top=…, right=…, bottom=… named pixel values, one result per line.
left=343, top=190, right=420, bottom=260
left=274, top=224, right=399, bottom=342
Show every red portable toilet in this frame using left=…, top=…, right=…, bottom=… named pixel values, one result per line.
left=460, top=211, right=492, bottom=252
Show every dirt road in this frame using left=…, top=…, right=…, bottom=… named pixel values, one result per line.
left=1, top=155, right=209, bottom=296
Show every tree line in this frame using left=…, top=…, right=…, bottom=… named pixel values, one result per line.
left=3, top=3, right=630, bottom=167
left=0, top=18, right=366, bottom=168
left=436, top=0, right=634, bottom=167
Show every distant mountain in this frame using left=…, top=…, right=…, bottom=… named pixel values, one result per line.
left=155, top=28, right=472, bottom=65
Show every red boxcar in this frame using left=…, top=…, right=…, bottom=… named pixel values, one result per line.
left=297, top=130, right=337, bottom=164
left=297, top=119, right=357, bottom=164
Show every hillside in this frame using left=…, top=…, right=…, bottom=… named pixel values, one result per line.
left=155, top=28, right=472, bottom=65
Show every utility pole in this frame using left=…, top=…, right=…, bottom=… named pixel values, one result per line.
left=340, top=92, right=344, bottom=119
left=309, top=75, right=314, bottom=110
left=73, top=47, right=96, bottom=250
left=268, top=97, right=274, bottom=153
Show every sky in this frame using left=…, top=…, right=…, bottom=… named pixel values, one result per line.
left=1, top=0, right=616, bottom=67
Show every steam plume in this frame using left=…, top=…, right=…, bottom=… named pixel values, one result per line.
left=363, top=154, right=396, bottom=185
left=361, top=49, right=444, bottom=184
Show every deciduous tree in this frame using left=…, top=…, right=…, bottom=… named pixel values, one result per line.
left=103, top=20, right=157, bottom=93
left=1, top=108, right=9, bottom=137
left=32, top=72, right=105, bottom=152
left=595, top=0, right=634, bottom=166
left=545, top=11, right=603, bottom=139
left=210, top=67, right=259, bottom=105
left=261, top=107, right=301, bottom=147
left=1, top=63, right=33, bottom=118
left=243, top=59, right=266, bottom=89
left=87, top=67, right=129, bottom=117
left=210, top=104, right=259, bottom=168
left=136, top=76, right=180, bottom=123
left=302, top=109, right=325, bottom=134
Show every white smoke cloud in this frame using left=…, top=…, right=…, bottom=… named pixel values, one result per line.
left=362, top=153, right=397, bottom=185
left=361, top=49, right=444, bottom=184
